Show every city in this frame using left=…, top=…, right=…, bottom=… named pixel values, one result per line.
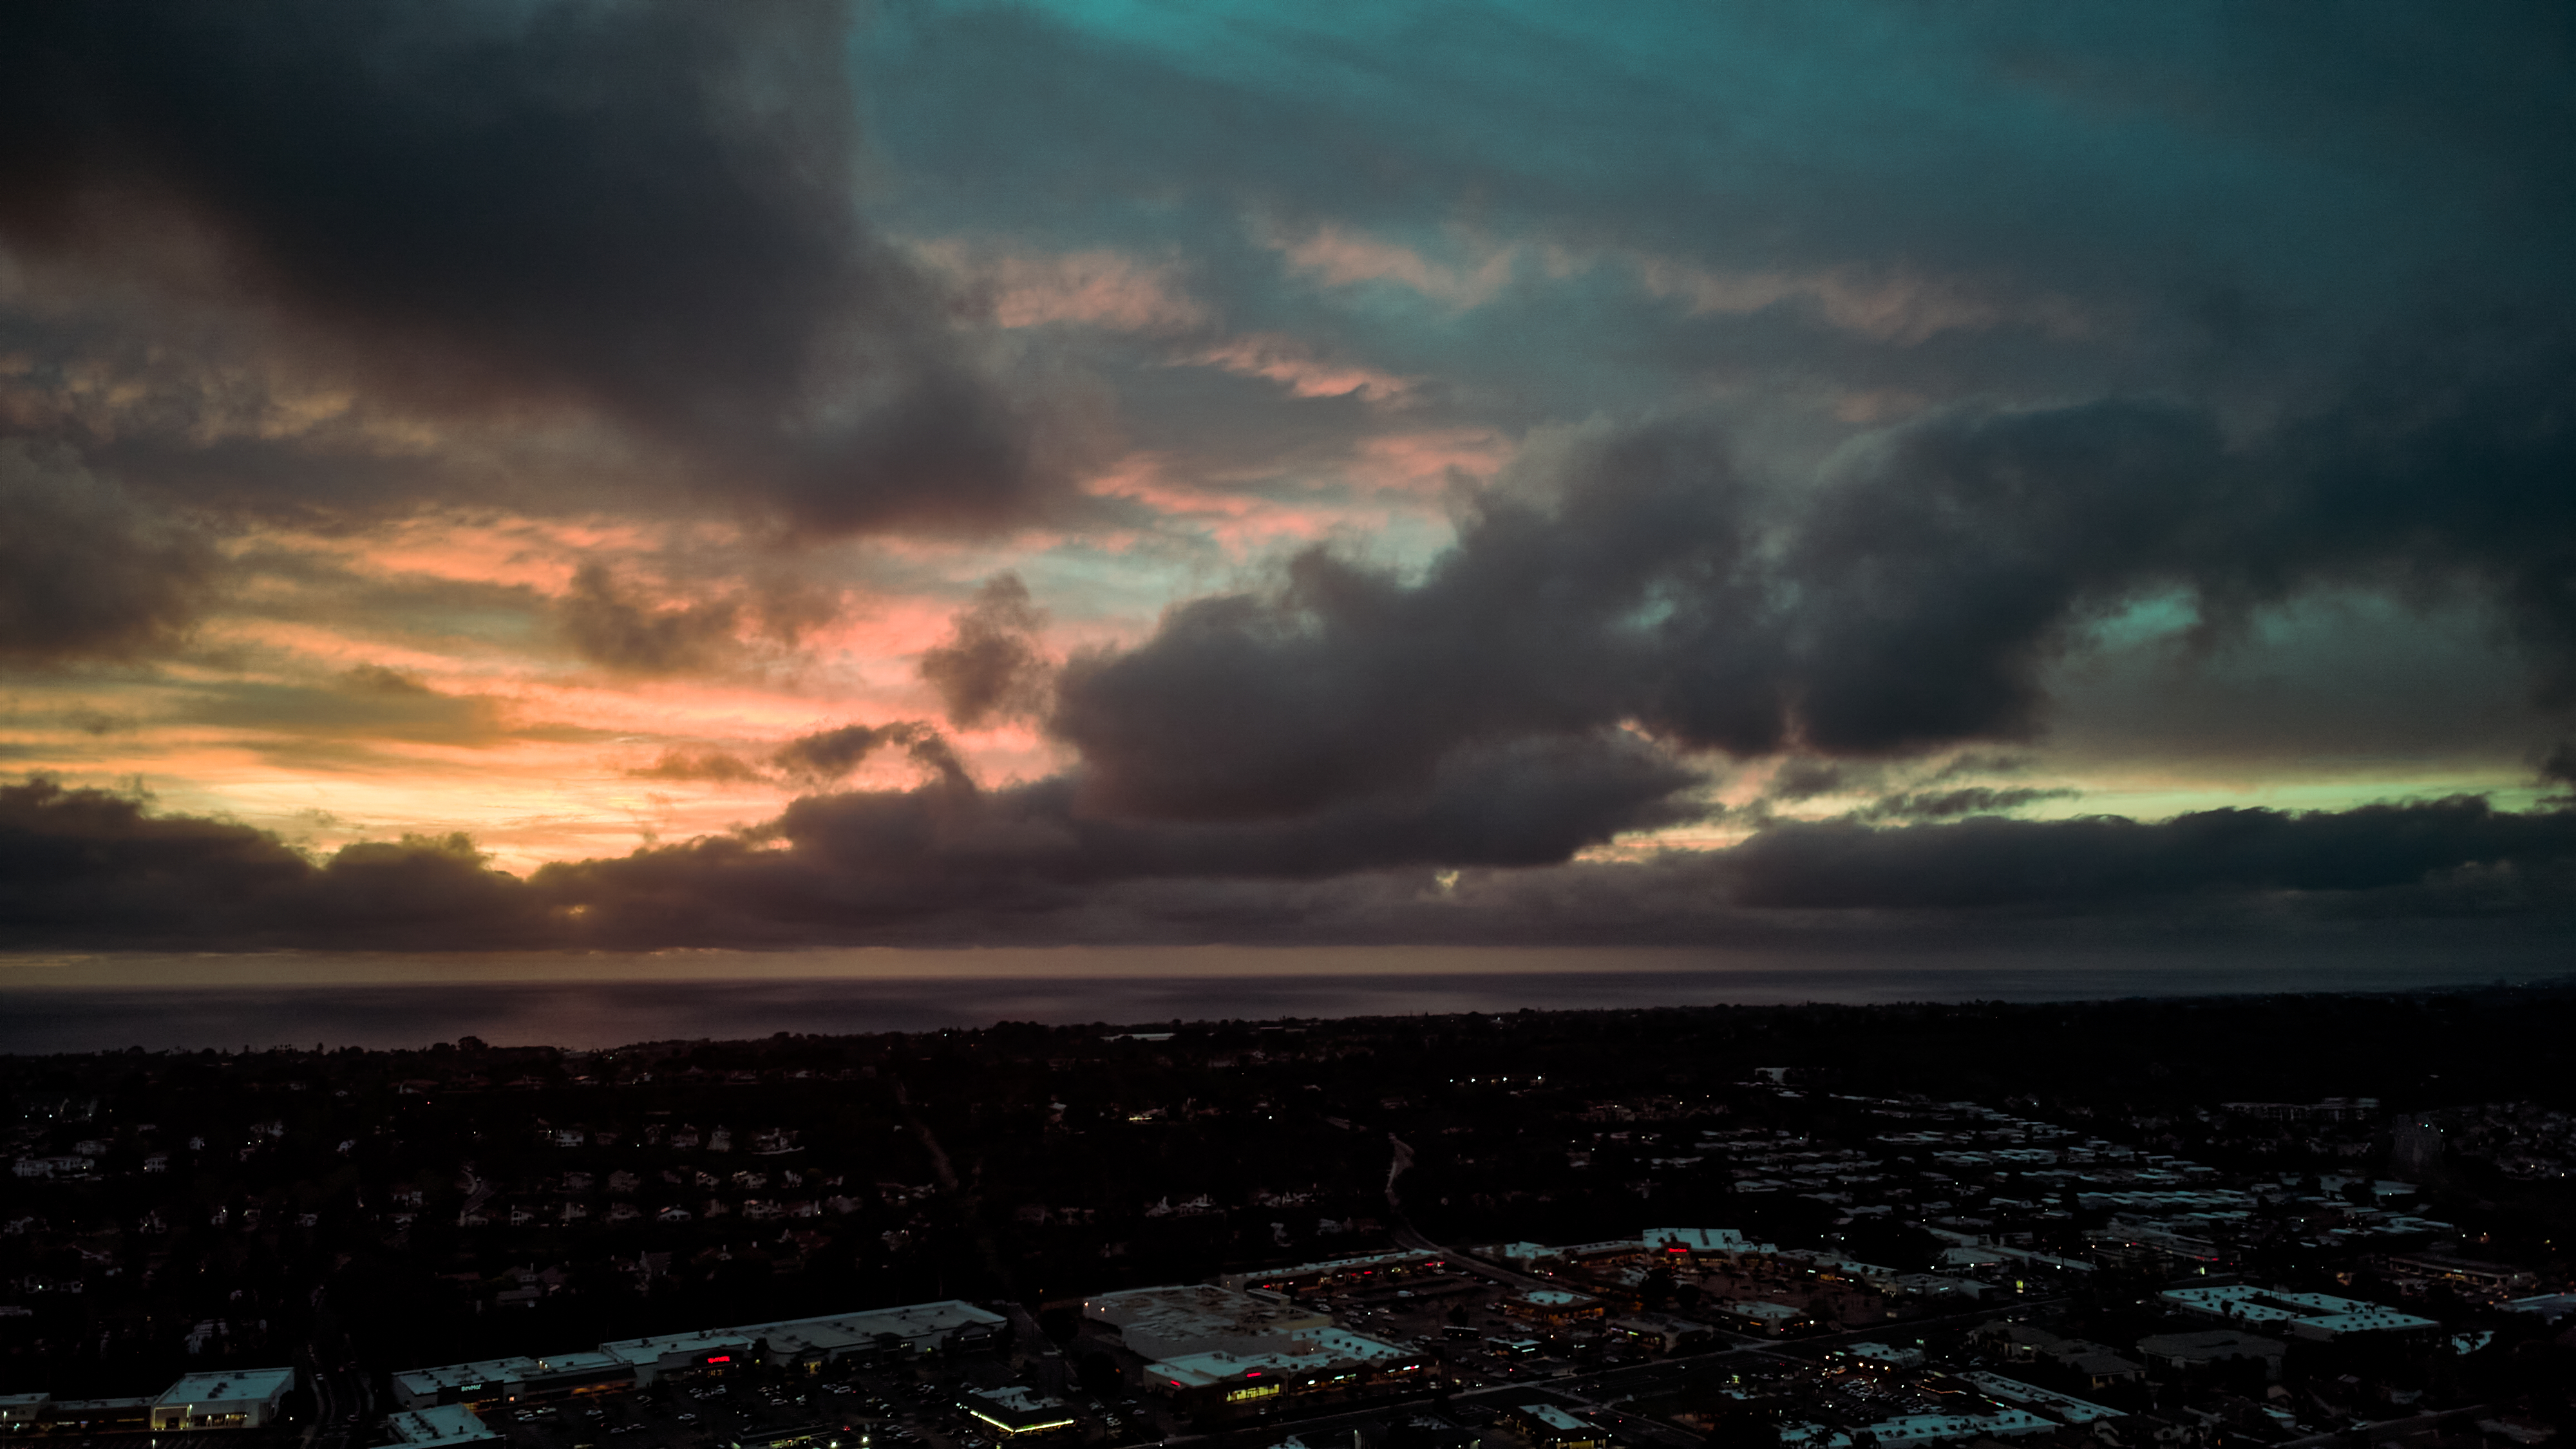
left=3, top=987, right=2570, bottom=1449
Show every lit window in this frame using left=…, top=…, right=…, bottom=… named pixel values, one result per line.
left=1225, top=1384, right=1281, bottom=1403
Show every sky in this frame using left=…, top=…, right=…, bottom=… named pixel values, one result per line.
left=1, top=0, right=2573, bottom=961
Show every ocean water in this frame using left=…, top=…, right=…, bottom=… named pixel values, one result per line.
left=0, top=947, right=2556, bottom=1054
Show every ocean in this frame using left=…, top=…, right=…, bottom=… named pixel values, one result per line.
left=0, top=946, right=2555, bottom=1054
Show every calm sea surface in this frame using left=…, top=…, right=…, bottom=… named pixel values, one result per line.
left=0, top=948, right=2556, bottom=1053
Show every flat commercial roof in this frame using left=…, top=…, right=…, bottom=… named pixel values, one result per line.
left=965, top=1387, right=1079, bottom=1435
left=1958, top=1373, right=2125, bottom=1424
left=156, top=1369, right=294, bottom=1406
left=739, top=1301, right=1008, bottom=1363
left=1221, top=1250, right=1439, bottom=1287
left=2161, top=1285, right=2435, bottom=1336
left=1642, top=1227, right=1770, bottom=1254
left=386, top=1405, right=503, bottom=1448
left=600, top=1331, right=760, bottom=1369
left=1147, top=1330, right=1414, bottom=1388
left=395, top=1359, right=541, bottom=1396
left=1519, top=1405, right=1591, bottom=1432
left=1726, top=1302, right=1804, bottom=1320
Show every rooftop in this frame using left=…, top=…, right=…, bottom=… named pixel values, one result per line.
left=386, top=1405, right=502, bottom=1448
left=1519, top=1405, right=1591, bottom=1433
left=394, top=1358, right=540, bottom=1394
left=155, top=1370, right=295, bottom=1406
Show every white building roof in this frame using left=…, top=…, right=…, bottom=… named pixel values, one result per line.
left=385, top=1405, right=502, bottom=1448
left=732, top=1301, right=1007, bottom=1361
left=1146, top=1329, right=1414, bottom=1388
left=1868, top=1410, right=2055, bottom=1444
left=393, top=1358, right=540, bottom=1396
left=156, top=1370, right=294, bottom=1407
left=1959, top=1372, right=2125, bottom=1423
left=1219, top=1250, right=1439, bottom=1288
left=1641, top=1227, right=1771, bottom=1255
left=1725, top=1301, right=1804, bottom=1320
left=1088, top=1285, right=1331, bottom=1361
left=598, top=1329, right=759, bottom=1367
left=2161, top=1285, right=2436, bottom=1338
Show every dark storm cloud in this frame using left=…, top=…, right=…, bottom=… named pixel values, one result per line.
left=2542, top=742, right=2576, bottom=791
left=1716, top=798, right=2576, bottom=913
left=532, top=728, right=1699, bottom=943
left=0, top=443, right=216, bottom=663
left=0, top=0, right=1057, bottom=533
left=770, top=721, right=968, bottom=790
left=4, top=772, right=2568, bottom=950
left=627, top=748, right=770, bottom=785
left=0, top=778, right=544, bottom=949
left=918, top=574, right=1052, bottom=730
left=1853, top=787, right=2080, bottom=822
left=1054, top=417, right=1768, bottom=819
left=1053, top=342, right=2576, bottom=820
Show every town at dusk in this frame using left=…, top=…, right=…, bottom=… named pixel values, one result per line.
left=0, top=6, right=2570, bottom=1449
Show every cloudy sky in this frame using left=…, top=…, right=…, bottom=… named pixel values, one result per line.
left=3, top=0, right=2572, bottom=959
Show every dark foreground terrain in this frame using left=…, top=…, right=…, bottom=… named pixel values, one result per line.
left=3, top=983, right=2572, bottom=1449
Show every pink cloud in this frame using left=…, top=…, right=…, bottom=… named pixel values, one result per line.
left=1188, top=333, right=1416, bottom=402
left=917, top=242, right=1210, bottom=333
left=1347, top=427, right=1513, bottom=495
left=1272, top=223, right=1517, bottom=308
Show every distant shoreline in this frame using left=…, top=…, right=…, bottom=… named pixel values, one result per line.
left=0, top=957, right=2564, bottom=1055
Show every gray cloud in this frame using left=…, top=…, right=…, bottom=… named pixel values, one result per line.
left=0, top=0, right=1063, bottom=535
left=769, top=720, right=967, bottom=790
left=1853, top=786, right=2081, bottom=822
left=1050, top=351, right=2576, bottom=829
left=919, top=573, right=1052, bottom=730
left=0, top=777, right=543, bottom=949
left=4, top=772, right=2568, bottom=951
left=0, top=442, right=216, bottom=663
left=556, top=564, right=740, bottom=675
left=625, top=748, right=770, bottom=785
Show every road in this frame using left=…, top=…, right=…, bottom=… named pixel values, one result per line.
left=2277, top=1406, right=2488, bottom=1449
left=299, top=1332, right=370, bottom=1449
